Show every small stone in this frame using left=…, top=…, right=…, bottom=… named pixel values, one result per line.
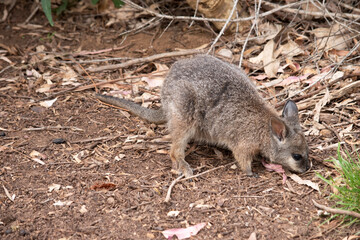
left=319, top=129, right=333, bottom=138
left=230, top=164, right=237, bottom=169
left=107, top=197, right=115, bottom=204
left=0, top=132, right=5, bottom=137
left=146, top=129, right=156, bottom=137
left=5, top=229, right=12, bottom=234
left=79, top=205, right=88, bottom=214
left=52, top=138, right=66, bottom=144
left=19, top=229, right=28, bottom=236
left=218, top=48, right=233, bottom=59
left=146, top=233, right=155, bottom=239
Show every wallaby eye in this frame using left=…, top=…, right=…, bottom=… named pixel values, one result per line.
left=292, top=154, right=302, bottom=161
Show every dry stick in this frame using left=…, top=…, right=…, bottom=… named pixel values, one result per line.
left=263, top=0, right=360, bottom=20
left=75, top=70, right=168, bottom=92
left=180, top=161, right=236, bottom=182
left=312, top=200, right=360, bottom=219
left=207, top=0, right=240, bottom=54
left=239, top=0, right=262, bottom=67
left=70, top=134, right=123, bottom=144
left=164, top=162, right=236, bottom=202
left=24, top=4, right=39, bottom=24
left=87, top=49, right=206, bottom=72
left=122, top=0, right=308, bottom=23
left=22, top=126, right=83, bottom=131
left=164, top=174, right=184, bottom=203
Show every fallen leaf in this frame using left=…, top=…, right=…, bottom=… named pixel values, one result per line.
left=248, top=232, right=257, bottom=240
left=48, top=183, right=61, bottom=192
left=39, top=97, right=58, bottom=108
left=2, top=185, right=15, bottom=201
left=263, top=40, right=280, bottom=78
left=162, top=222, right=207, bottom=240
left=29, top=150, right=46, bottom=165
left=289, top=174, right=319, bottom=191
left=167, top=210, right=180, bottom=217
left=90, top=182, right=117, bottom=191
left=313, top=88, right=330, bottom=123
left=53, top=200, right=73, bottom=206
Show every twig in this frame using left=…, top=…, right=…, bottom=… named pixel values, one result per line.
left=312, top=200, right=360, bottom=219
left=122, top=201, right=153, bottom=212
left=0, top=0, right=16, bottom=23
left=70, top=134, right=123, bottom=144
left=180, top=161, right=236, bottom=182
left=164, top=174, right=184, bottom=202
left=164, top=162, right=236, bottom=202
left=207, top=0, right=240, bottom=54
left=122, top=0, right=308, bottom=23
left=263, top=0, right=360, bottom=20
left=87, top=49, right=206, bottom=72
left=239, top=0, right=262, bottom=67
left=22, top=126, right=83, bottom=131
left=24, top=4, right=39, bottom=24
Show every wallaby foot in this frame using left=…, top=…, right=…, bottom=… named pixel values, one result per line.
left=170, top=160, right=193, bottom=177
left=233, top=148, right=256, bottom=177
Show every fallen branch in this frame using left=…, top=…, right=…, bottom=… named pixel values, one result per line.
left=164, top=161, right=236, bottom=202
left=263, top=1, right=360, bottom=20
left=123, top=0, right=308, bottom=23
left=180, top=161, right=236, bottom=182
left=312, top=200, right=360, bottom=219
left=87, top=49, right=206, bottom=72
left=22, top=126, right=83, bottom=131
left=164, top=174, right=184, bottom=203
left=70, top=134, right=124, bottom=144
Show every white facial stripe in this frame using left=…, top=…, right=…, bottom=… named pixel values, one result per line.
left=287, top=157, right=300, bottom=171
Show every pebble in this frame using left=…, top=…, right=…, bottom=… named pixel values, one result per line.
left=5, top=229, right=12, bottom=234
left=19, top=229, right=28, bottom=236
left=0, top=131, right=5, bottom=137
left=218, top=48, right=233, bottom=59
left=107, top=197, right=115, bottom=204
left=52, top=138, right=66, bottom=144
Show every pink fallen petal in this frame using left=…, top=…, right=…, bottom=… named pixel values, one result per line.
left=282, top=173, right=287, bottom=184
left=262, top=160, right=285, bottom=173
left=262, top=160, right=287, bottom=184
left=162, top=222, right=207, bottom=240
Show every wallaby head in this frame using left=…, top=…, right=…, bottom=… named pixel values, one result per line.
left=268, top=100, right=310, bottom=173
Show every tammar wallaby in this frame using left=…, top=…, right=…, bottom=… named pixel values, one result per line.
left=96, top=55, right=310, bottom=177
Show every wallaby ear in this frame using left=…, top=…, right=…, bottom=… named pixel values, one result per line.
left=270, top=117, right=286, bottom=141
left=282, top=100, right=299, bottom=122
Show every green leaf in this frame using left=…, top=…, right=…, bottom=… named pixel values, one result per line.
left=41, top=0, right=54, bottom=26
left=91, top=0, right=100, bottom=5
left=112, top=0, right=124, bottom=8
left=55, top=0, right=68, bottom=16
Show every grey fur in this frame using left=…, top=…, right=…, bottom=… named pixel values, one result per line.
left=97, top=55, right=310, bottom=177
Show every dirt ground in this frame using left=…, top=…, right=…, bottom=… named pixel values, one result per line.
left=1, top=1, right=359, bottom=240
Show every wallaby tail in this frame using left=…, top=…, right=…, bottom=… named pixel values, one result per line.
left=95, top=94, right=167, bottom=124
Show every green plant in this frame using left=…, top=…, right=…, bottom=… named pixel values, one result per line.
left=317, top=145, right=360, bottom=225
left=40, top=0, right=124, bottom=26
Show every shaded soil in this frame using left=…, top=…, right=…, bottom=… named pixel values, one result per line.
left=0, top=1, right=359, bottom=239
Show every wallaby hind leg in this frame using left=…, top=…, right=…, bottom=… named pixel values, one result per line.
left=168, top=119, right=194, bottom=178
